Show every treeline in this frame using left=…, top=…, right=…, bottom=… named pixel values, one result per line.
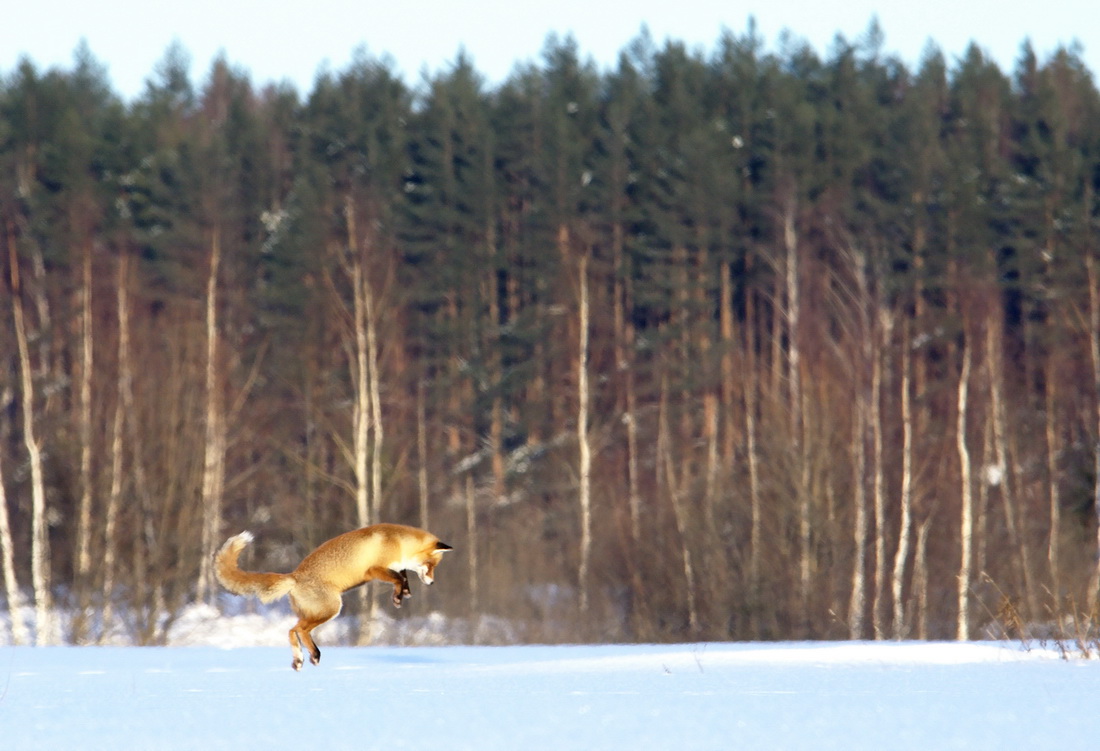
left=2, top=23, right=1100, bottom=646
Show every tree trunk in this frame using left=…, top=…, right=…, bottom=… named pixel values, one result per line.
left=847, top=237, right=871, bottom=640
left=915, top=518, right=932, bottom=641
left=1045, top=354, right=1061, bottom=604
left=658, top=374, right=699, bottom=635
left=956, top=333, right=974, bottom=641
left=782, top=197, right=810, bottom=624
left=8, top=218, right=53, bottom=645
left=987, top=297, right=1037, bottom=619
left=1085, top=240, right=1100, bottom=614
left=848, top=378, right=868, bottom=640
left=198, top=228, right=226, bottom=605
left=487, top=221, right=505, bottom=504
left=365, top=249, right=383, bottom=529
left=417, top=379, right=430, bottom=530
left=872, top=309, right=892, bottom=640
left=117, top=246, right=158, bottom=632
left=343, top=196, right=383, bottom=642
left=697, top=243, right=718, bottom=527
left=73, top=236, right=94, bottom=642
left=576, top=248, right=592, bottom=615
left=746, top=285, right=763, bottom=598
left=101, top=252, right=129, bottom=641
left=465, top=474, right=479, bottom=615
left=616, top=255, right=643, bottom=632
left=0, top=449, right=27, bottom=645
left=623, top=283, right=641, bottom=554
left=891, top=316, right=914, bottom=639
left=345, top=199, right=371, bottom=533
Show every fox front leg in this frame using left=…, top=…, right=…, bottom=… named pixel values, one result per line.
left=393, top=569, right=412, bottom=608
left=366, top=566, right=411, bottom=608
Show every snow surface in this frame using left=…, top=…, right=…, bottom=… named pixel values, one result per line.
left=2, top=632, right=1099, bottom=750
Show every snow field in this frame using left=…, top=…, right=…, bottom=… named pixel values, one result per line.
left=1, top=640, right=1098, bottom=751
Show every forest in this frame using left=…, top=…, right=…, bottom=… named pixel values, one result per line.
left=2, top=21, right=1100, bottom=646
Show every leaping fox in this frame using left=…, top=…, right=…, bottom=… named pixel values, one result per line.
left=215, top=523, right=453, bottom=671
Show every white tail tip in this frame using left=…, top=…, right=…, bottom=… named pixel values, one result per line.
left=235, top=530, right=254, bottom=545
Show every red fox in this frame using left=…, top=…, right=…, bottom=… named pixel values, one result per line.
left=215, top=523, right=453, bottom=670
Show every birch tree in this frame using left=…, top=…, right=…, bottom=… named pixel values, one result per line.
left=197, top=228, right=227, bottom=604
left=956, top=333, right=975, bottom=641
left=0, top=445, right=27, bottom=644
left=1045, top=349, right=1061, bottom=601
left=846, top=237, right=871, bottom=640
left=576, top=247, right=592, bottom=615
left=74, top=233, right=94, bottom=633
left=872, top=309, right=892, bottom=639
left=100, top=251, right=130, bottom=639
left=7, top=218, right=52, bottom=644
left=340, top=195, right=385, bottom=641
left=891, top=316, right=915, bottom=638
left=782, top=194, right=811, bottom=622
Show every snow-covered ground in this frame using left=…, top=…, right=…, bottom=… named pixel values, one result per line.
left=2, top=628, right=1098, bottom=750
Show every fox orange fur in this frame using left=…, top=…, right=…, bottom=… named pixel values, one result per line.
left=215, top=523, right=453, bottom=670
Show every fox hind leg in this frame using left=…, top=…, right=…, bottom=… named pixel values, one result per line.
left=288, top=620, right=326, bottom=671
left=288, top=627, right=306, bottom=672
left=288, top=591, right=341, bottom=671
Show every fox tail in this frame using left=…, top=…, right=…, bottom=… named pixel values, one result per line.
left=214, top=531, right=294, bottom=604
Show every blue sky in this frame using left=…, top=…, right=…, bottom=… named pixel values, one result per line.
left=3, top=0, right=1095, bottom=99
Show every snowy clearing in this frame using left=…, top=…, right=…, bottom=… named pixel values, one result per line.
left=1, top=638, right=1098, bottom=750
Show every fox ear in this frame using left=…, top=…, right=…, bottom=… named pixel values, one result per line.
left=435, top=541, right=454, bottom=552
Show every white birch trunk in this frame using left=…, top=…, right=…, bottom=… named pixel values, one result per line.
left=198, top=229, right=226, bottom=604
left=76, top=240, right=94, bottom=582
left=783, top=198, right=810, bottom=618
left=101, top=252, right=129, bottom=640
left=915, top=518, right=932, bottom=641
left=1045, top=357, right=1061, bottom=600
left=68, top=237, right=95, bottom=644
left=353, top=258, right=370, bottom=531
left=956, top=335, right=974, bottom=641
left=8, top=221, right=52, bottom=644
left=577, top=250, right=592, bottom=614
left=365, top=253, right=383, bottom=528
left=343, top=197, right=375, bottom=642
left=0, top=450, right=27, bottom=645
left=891, top=318, right=914, bottom=639
left=872, top=310, right=892, bottom=640
left=848, top=388, right=868, bottom=639
left=346, top=199, right=371, bottom=533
